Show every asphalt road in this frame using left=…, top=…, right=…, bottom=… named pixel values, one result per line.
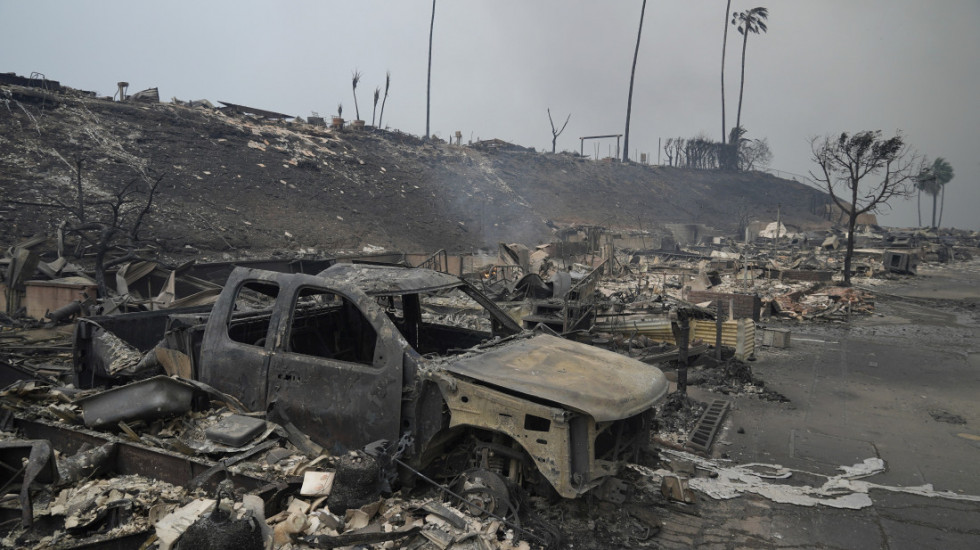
left=652, top=260, right=980, bottom=549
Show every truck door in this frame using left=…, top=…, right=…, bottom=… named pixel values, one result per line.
left=198, top=273, right=283, bottom=412
left=266, top=280, right=403, bottom=455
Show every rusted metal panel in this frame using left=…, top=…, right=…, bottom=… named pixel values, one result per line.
left=14, top=417, right=275, bottom=492
left=128, top=87, right=159, bottom=102
left=434, top=374, right=586, bottom=498
left=264, top=275, right=404, bottom=456
left=23, top=279, right=96, bottom=320
left=217, top=101, right=293, bottom=120
left=72, top=305, right=212, bottom=389
left=318, top=263, right=462, bottom=295
left=181, top=258, right=336, bottom=286
left=197, top=271, right=283, bottom=412
left=197, top=268, right=408, bottom=453
left=443, top=334, right=668, bottom=422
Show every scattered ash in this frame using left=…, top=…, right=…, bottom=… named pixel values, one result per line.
left=655, top=391, right=707, bottom=435
left=529, top=495, right=663, bottom=549
left=687, top=358, right=791, bottom=403
left=929, top=409, right=967, bottom=424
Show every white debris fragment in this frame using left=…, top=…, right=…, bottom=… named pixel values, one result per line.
left=154, top=499, right=216, bottom=550
left=837, top=457, right=885, bottom=478
left=636, top=451, right=980, bottom=510
left=300, top=471, right=336, bottom=497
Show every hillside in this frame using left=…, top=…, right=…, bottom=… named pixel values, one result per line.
left=1, top=82, right=830, bottom=258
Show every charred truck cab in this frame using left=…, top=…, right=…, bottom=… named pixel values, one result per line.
left=181, top=264, right=668, bottom=498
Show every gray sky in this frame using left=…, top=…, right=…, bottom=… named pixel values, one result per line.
left=2, top=0, right=977, bottom=230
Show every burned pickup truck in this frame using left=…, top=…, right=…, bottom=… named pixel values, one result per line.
left=74, top=263, right=668, bottom=498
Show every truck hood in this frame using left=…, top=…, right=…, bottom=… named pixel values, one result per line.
left=443, top=335, right=668, bottom=422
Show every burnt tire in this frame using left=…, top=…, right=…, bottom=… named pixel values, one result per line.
left=326, top=451, right=381, bottom=513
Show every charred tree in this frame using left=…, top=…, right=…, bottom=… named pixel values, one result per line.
left=547, top=109, right=571, bottom=154
left=720, top=0, right=732, bottom=146
left=378, top=71, right=391, bottom=129
left=810, top=131, right=918, bottom=285
left=622, top=0, right=647, bottom=163
left=351, top=70, right=362, bottom=121
left=425, top=0, right=436, bottom=139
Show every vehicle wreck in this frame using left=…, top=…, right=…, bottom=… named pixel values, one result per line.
left=73, top=263, right=669, bottom=500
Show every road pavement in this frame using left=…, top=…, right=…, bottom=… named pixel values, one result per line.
left=651, top=260, right=980, bottom=549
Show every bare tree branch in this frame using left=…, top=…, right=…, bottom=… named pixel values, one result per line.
left=547, top=108, right=571, bottom=154
left=809, top=130, right=919, bottom=285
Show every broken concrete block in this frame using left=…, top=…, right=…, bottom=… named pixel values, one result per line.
left=272, top=511, right=307, bottom=547
left=345, top=508, right=371, bottom=531
left=761, top=328, right=791, bottom=348
left=287, top=497, right=311, bottom=516
left=300, top=470, right=336, bottom=497
left=660, top=474, right=696, bottom=503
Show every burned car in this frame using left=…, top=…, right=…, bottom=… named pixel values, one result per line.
left=75, top=264, right=668, bottom=498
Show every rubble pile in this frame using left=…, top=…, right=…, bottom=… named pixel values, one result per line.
left=687, top=358, right=790, bottom=403
left=770, top=284, right=874, bottom=320
left=0, top=382, right=559, bottom=549
left=654, top=392, right=708, bottom=442
left=1, top=474, right=190, bottom=549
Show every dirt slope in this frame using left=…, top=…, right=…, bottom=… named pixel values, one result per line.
left=0, top=85, right=829, bottom=257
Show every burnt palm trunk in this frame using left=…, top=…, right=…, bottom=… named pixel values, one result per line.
left=425, top=0, right=436, bottom=139
left=379, top=74, right=390, bottom=129
left=721, top=0, right=731, bottom=146
left=938, top=185, right=945, bottom=228
left=916, top=189, right=921, bottom=227
left=843, top=184, right=859, bottom=286
left=622, top=0, right=647, bottom=163
left=735, top=26, right=749, bottom=141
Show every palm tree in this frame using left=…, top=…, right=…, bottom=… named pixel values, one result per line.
left=622, top=0, right=647, bottom=163
left=728, top=125, right=747, bottom=169
left=914, top=159, right=933, bottom=227
left=915, top=157, right=953, bottom=228
left=372, top=87, right=381, bottom=126
left=917, top=187, right=923, bottom=226
left=351, top=70, right=362, bottom=121
left=378, top=71, right=391, bottom=129
left=426, top=0, right=436, bottom=139
left=720, top=0, right=732, bottom=146
left=731, top=7, right=768, bottom=150
left=931, top=157, right=954, bottom=228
